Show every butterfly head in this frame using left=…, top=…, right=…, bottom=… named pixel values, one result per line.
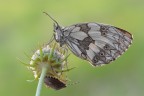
left=53, top=23, right=62, bottom=41
left=53, top=23, right=66, bottom=47
left=43, top=12, right=66, bottom=47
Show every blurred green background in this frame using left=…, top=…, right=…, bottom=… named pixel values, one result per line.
left=0, top=0, right=144, bottom=96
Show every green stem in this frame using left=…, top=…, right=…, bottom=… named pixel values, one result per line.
left=35, top=65, right=48, bottom=96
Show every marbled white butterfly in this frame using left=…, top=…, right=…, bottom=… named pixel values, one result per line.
left=44, top=12, right=133, bottom=66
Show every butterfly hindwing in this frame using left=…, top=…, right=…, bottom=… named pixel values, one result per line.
left=63, top=23, right=132, bottom=66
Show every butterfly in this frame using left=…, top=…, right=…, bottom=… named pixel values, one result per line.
left=44, top=12, right=133, bottom=66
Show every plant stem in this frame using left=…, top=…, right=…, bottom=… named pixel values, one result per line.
left=35, top=65, right=48, bottom=96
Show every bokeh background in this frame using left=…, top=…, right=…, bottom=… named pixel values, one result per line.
left=0, top=0, right=144, bottom=96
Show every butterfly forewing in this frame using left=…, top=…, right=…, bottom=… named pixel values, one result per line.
left=63, top=23, right=132, bottom=66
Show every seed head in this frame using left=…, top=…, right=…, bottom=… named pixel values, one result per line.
left=27, top=43, right=71, bottom=90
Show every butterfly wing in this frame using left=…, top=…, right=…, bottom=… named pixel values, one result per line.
left=63, top=23, right=133, bottom=66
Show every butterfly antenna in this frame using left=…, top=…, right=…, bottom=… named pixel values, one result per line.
left=43, top=12, right=59, bottom=25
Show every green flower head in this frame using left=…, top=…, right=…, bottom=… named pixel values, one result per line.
left=26, top=43, right=72, bottom=90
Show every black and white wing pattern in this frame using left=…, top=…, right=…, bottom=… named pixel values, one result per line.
left=63, top=23, right=133, bottom=66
